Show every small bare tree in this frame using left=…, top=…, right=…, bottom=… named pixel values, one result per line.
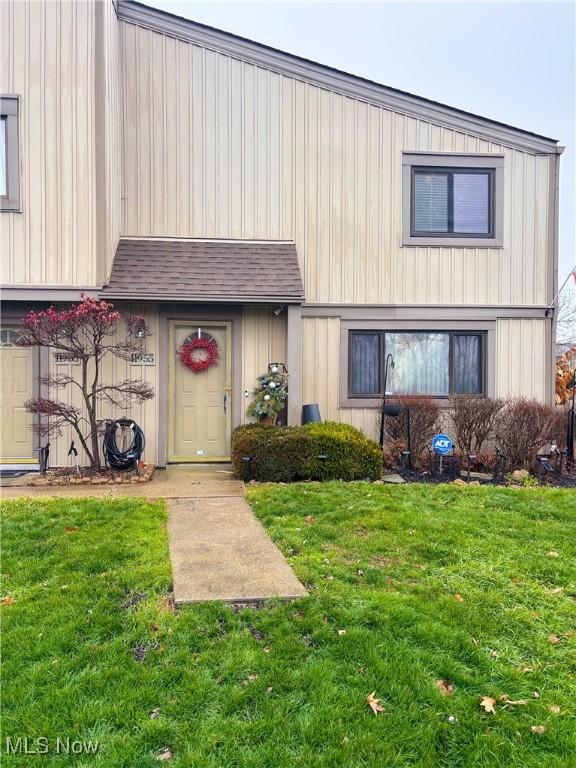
left=19, top=297, right=154, bottom=469
left=557, top=288, right=576, bottom=350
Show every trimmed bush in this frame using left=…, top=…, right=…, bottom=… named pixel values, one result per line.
left=231, top=421, right=382, bottom=482
left=494, top=398, right=561, bottom=470
left=379, top=395, right=441, bottom=466
left=449, top=395, right=505, bottom=454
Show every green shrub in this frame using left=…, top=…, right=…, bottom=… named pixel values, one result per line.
left=231, top=422, right=382, bottom=482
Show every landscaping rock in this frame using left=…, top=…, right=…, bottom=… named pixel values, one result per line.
left=511, top=469, right=530, bottom=483
left=381, top=473, right=406, bottom=484
left=451, top=479, right=467, bottom=486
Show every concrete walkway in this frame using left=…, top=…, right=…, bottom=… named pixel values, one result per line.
left=2, top=465, right=307, bottom=605
left=168, top=492, right=307, bottom=604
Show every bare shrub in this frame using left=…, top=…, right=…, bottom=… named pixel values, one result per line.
left=380, top=395, right=441, bottom=466
left=449, top=395, right=505, bottom=455
left=494, top=398, right=560, bottom=470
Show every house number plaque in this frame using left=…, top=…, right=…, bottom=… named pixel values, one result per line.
left=130, top=352, right=155, bottom=365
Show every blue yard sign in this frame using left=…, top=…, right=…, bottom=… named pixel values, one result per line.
left=432, top=433, right=453, bottom=455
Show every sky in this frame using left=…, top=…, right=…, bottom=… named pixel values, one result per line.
left=151, top=0, right=575, bottom=286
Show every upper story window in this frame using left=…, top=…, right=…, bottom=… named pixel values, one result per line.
left=1, top=96, right=21, bottom=212
left=402, top=153, right=503, bottom=247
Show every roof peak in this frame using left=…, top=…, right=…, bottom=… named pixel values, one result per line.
left=118, top=0, right=559, bottom=153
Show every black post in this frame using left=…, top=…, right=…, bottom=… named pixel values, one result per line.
left=405, top=406, right=411, bottom=468
left=567, top=374, right=575, bottom=469
left=379, top=354, right=395, bottom=448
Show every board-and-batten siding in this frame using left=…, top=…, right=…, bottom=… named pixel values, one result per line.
left=496, top=319, right=547, bottom=401
left=241, top=307, right=286, bottom=423
left=120, top=21, right=553, bottom=307
left=0, top=0, right=120, bottom=288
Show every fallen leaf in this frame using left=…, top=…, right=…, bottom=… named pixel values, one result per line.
left=242, top=674, right=259, bottom=685
left=435, top=679, right=454, bottom=696
left=548, top=587, right=563, bottom=595
left=263, top=646, right=271, bottom=653
left=532, top=691, right=540, bottom=699
left=64, top=526, right=78, bottom=533
left=548, top=704, right=561, bottom=714
left=304, top=515, right=315, bottom=524
left=367, top=691, right=385, bottom=715
left=546, top=551, right=559, bottom=558
left=150, top=623, right=159, bottom=633
left=150, top=708, right=160, bottom=719
left=531, top=725, right=546, bottom=735
left=490, top=650, right=500, bottom=658
left=470, top=636, right=479, bottom=645
left=337, top=629, right=347, bottom=636
left=356, top=666, right=365, bottom=675
left=548, top=634, right=561, bottom=645
left=479, top=696, right=496, bottom=714
left=454, top=594, right=465, bottom=603
left=1, top=596, right=15, bottom=606
left=155, top=747, right=173, bottom=761
left=357, top=569, right=365, bottom=576
left=266, top=686, right=273, bottom=694
left=499, top=695, right=528, bottom=705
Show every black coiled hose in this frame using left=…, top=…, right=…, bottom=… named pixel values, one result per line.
left=103, top=419, right=145, bottom=471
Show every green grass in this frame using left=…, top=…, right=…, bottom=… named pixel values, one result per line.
left=1, top=485, right=575, bottom=767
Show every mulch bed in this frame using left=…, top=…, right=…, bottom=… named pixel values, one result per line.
left=28, top=463, right=155, bottom=486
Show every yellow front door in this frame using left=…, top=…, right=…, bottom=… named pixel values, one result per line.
left=0, top=328, right=35, bottom=463
left=168, top=322, right=232, bottom=462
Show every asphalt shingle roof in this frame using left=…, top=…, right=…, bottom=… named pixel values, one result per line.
left=102, top=238, right=304, bottom=302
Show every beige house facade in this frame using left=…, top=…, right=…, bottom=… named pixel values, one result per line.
left=0, top=0, right=563, bottom=468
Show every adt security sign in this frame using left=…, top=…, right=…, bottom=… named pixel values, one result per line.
left=432, top=434, right=453, bottom=455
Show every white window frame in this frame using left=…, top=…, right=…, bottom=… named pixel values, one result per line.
left=402, top=153, right=504, bottom=247
left=1, top=95, right=21, bottom=212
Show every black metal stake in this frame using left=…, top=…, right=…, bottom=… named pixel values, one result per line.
left=567, top=370, right=575, bottom=470
left=378, top=353, right=395, bottom=448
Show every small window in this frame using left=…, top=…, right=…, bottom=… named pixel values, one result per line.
left=412, top=168, right=493, bottom=237
left=402, top=154, right=503, bottom=247
left=348, top=331, right=484, bottom=398
left=1, top=96, right=21, bottom=212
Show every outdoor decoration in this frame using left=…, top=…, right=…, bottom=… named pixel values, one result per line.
left=179, top=335, right=220, bottom=374
left=247, top=365, right=288, bottom=425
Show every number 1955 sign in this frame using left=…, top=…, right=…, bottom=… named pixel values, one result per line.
left=130, top=352, right=155, bottom=366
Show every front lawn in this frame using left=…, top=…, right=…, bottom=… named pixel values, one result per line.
left=1, top=485, right=575, bottom=767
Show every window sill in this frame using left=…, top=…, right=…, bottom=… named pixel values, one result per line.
left=402, top=236, right=503, bottom=248
left=340, top=396, right=484, bottom=410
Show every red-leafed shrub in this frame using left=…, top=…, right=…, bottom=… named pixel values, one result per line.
left=494, top=398, right=561, bottom=470
left=449, top=395, right=505, bottom=455
left=380, top=395, right=441, bottom=467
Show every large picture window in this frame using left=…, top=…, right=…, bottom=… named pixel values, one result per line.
left=348, top=331, right=484, bottom=398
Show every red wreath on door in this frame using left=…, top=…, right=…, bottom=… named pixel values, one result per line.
left=179, top=336, right=220, bottom=373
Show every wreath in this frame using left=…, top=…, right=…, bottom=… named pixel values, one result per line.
left=179, top=336, right=220, bottom=373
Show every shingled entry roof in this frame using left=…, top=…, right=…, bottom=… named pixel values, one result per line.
left=102, top=238, right=304, bottom=303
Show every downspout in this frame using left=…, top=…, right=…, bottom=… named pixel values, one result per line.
left=549, top=147, right=563, bottom=404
